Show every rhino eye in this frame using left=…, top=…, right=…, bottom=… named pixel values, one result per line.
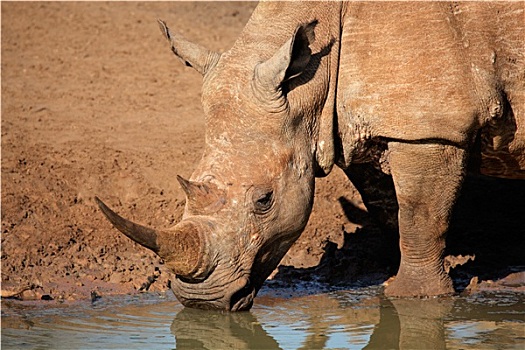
left=254, top=190, right=274, bottom=214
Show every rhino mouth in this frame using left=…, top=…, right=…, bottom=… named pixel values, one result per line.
left=229, top=280, right=256, bottom=311
left=172, top=274, right=255, bottom=312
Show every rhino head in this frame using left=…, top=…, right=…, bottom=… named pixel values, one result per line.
left=97, top=17, right=336, bottom=311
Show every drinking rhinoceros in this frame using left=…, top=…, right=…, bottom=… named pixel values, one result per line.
left=96, top=1, right=524, bottom=311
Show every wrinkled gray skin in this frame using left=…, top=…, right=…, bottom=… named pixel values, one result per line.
left=97, top=2, right=525, bottom=311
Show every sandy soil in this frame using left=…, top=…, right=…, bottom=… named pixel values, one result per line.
left=2, top=2, right=523, bottom=302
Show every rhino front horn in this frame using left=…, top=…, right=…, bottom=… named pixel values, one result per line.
left=95, top=197, right=211, bottom=278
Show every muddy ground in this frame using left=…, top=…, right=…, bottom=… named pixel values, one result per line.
left=2, top=2, right=524, bottom=303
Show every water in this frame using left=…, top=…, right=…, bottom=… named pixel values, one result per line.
left=2, top=285, right=524, bottom=349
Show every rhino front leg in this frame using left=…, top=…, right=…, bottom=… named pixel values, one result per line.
left=385, top=142, right=467, bottom=297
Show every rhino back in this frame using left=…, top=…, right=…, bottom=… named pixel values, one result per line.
left=337, top=2, right=525, bottom=178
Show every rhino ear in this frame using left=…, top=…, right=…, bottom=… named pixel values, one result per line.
left=253, top=20, right=317, bottom=101
left=158, top=19, right=221, bottom=76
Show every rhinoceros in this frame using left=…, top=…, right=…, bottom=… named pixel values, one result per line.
left=96, top=1, right=524, bottom=311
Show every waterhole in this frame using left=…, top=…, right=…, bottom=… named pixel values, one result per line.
left=2, top=285, right=524, bottom=349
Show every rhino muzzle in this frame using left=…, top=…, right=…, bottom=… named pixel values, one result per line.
left=173, top=275, right=256, bottom=312
left=95, top=196, right=256, bottom=311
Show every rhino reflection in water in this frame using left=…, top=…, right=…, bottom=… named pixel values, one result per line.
left=96, top=1, right=525, bottom=311
left=172, top=308, right=280, bottom=349
left=169, top=297, right=453, bottom=350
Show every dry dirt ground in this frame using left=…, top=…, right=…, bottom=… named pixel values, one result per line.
left=2, top=2, right=524, bottom=302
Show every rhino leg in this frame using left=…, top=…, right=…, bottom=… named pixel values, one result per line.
left=385, top=142, right=467, bottom=297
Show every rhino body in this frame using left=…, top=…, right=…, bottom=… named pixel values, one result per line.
left=97, top=2, right=524, bottom=310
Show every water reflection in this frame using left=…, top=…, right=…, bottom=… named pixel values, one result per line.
left=172, top=308, right=280, bottom=349
left=2, top=290, right=523, bottom=349
left=171, top=295, right=456, bottom=350
left=170, top=293, right=524, bottom=350
left=365, top=298, right=453, bottom=350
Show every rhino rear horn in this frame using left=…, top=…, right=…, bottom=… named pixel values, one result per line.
left=177, top=175, right=225, bottom=213
left=157, top=19, right=221, bottom=76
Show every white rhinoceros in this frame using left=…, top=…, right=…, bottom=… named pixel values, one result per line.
left=96, top=1, right=524, bottom=311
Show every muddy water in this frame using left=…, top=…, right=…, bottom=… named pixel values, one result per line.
left=2, top=285, right=524, bottom=349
